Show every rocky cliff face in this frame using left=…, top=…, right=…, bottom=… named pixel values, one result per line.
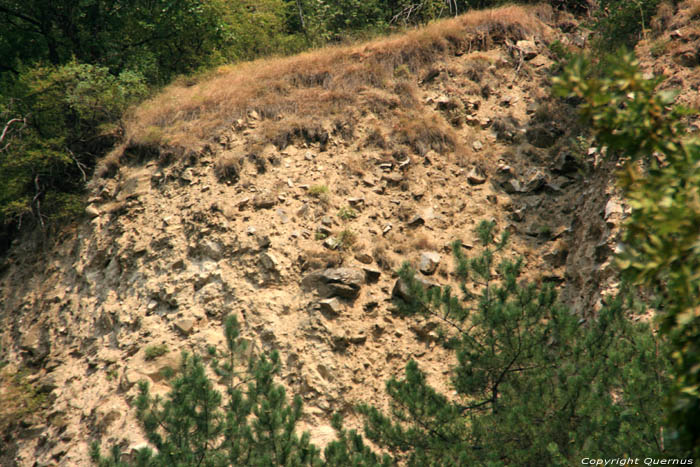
left=0, top=5, right=655, bottom=465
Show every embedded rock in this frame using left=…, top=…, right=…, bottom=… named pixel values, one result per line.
left=392, top=276, right=440, bottom=302
left=302, top=268, right=365, bottom=299
left=516, top=40, right=538, bottom=60
left=467, top=167, right=487, bottom=185
left=419, top=251, right=441, bottom=275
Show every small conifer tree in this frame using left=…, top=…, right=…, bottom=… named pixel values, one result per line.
left=355, top=221, right=672, bottom=465
left=92, top=315, right=394, bottom=466
left=91, top=315, right=321, bottom=466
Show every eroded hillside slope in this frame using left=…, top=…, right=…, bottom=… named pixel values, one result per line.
left=0, top=5, right=641, bottom=465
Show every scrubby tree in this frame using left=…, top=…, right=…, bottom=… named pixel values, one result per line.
left=91, top=315, right=392, bottom=466
left=354, top=221, right=672, bottom=465
left=555, top=50, right=700, bottom=459
left=0, top=62, right=147, bottom=247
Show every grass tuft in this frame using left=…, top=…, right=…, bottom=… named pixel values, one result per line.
left=145, top=344, right=169, bottom=361
left=108, top=5, right=549, bottom=165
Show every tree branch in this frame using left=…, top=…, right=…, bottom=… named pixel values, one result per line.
left=0, top=117, right=25, bottom=151
left=0, top=5, right=42, bottom=29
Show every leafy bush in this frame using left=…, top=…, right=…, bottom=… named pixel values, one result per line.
left=0, top=62, right=147, bottom=249
left=593, top=0, right=662, bottom=46
left=555, top=50, right=700, bottom=458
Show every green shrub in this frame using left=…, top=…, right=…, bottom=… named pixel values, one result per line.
left=144, top=344, right=169, bottom=361
left=593, top=0, right=662, bottom=46
left=555, top=49, right=700, bottom=458
left=308, top=184, right=329, bottom=196
left=0, top=61, right=147, bottom=249
left=337, top=206, right=358, bottom=221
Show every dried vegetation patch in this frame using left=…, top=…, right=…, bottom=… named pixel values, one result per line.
left=98, top=5, right=551, bottom=177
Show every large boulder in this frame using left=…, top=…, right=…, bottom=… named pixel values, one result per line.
left=392, top=276, right=440, bottom=302
left=301, top=267, right=365, bottom=299
left=419, top=252, right=441, bottom=275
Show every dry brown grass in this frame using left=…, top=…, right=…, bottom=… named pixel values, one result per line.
left=462, top=54, right=492, bottom=83
left=682, top=0, right=700, bottom=19
left=372, top=239, right=396, bottom=271
left=364, top=122, right=390, bottom=149
left=214, top=151, right=242, bottom=183
left=257, top=117, right=330, bottom=151
left=395, top=113, right=457, bottom=155
left=300, top=247, right=343, bottom=271
left=651, top=1, right=676, bottom=34
left=410, top=232, right=438, bottom=251
left=343, top=154, right=371, bottom=177
left=101, top=5, right=550, bottom=173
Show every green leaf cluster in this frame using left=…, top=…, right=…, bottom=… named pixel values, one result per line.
left=593, top=0, right=663, bottom=47
left=0, top=61, right=147, bottom=243
left=554, top=50, right=700, bottom=457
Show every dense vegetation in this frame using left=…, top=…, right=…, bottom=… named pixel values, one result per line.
left=0, top=0, right=657, bottom=251
left=93, top=220, right=676, bottom=464
left=555, top=49, right=700, bottom=459
left=5, top=0, right=698, bottom=463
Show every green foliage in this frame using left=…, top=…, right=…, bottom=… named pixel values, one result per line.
left=554, top=50, right=700, bottom=457
left=144, top=345, right=169, bottom=361
left=650, top=38, right=670, bottom=58
left=308, top=184, right=330, bottom=204
left=0, top=367, right=47, bottom=428
left=218, top=0, right=306, bottom=62
left=337, top=206, right=359, bottom=221
left=357, top=220, right=671, bottom=465
left=93, top=315, right=322, bottom=466
left=0, top=0, right=236, bottom=84
left=0, top=61, right=147, bottom=245
left=308, top=184, right=329, bottom=196
left=593, top=0, right=661, bottom=46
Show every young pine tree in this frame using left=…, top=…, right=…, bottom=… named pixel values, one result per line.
left=91, top=315, right=321, bottom=466
left=356, top=221, right=672, bottom=465
left=91, top=315, right=393, bottom=466
left=554, top=50, right=700, bottom=458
